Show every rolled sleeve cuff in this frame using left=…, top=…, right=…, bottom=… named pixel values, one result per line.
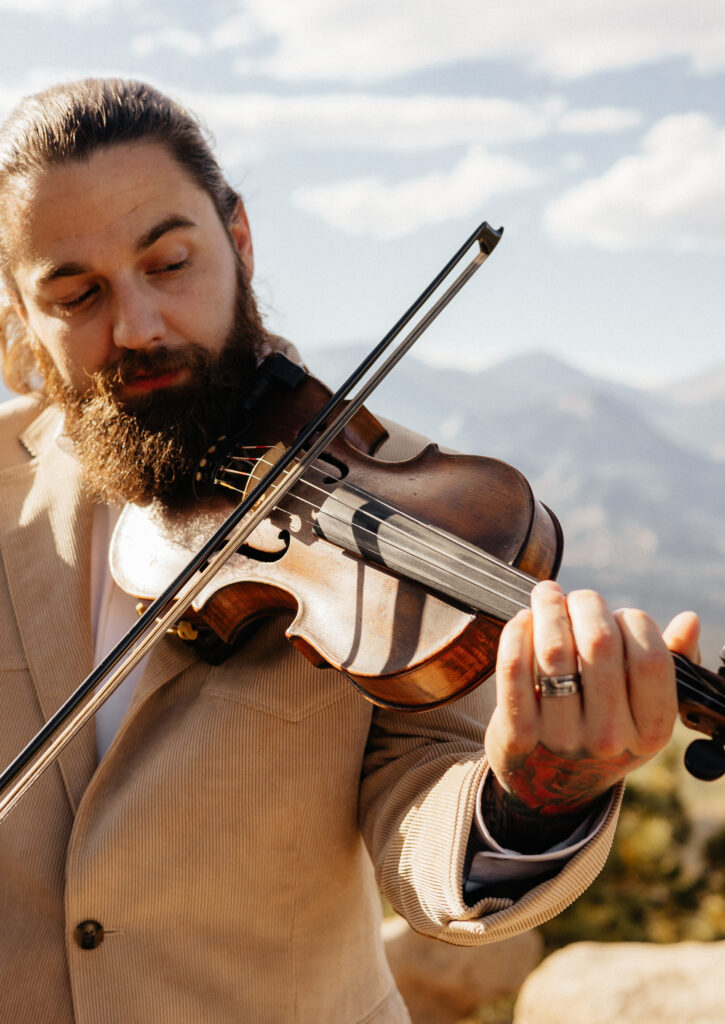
left=467, top=770, right=614, bottom=886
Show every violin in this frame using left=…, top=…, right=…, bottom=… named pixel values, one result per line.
left=2, top=219, right=725, bottom=824
left=108, top=352, right=725, bottom=783
left=110, top=353, right=564, bottom=711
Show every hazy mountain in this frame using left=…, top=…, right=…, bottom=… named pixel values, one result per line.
left=310, top=345, right=667, bottom=442
left=660, top=365, right=725, bottom=405
left=312, top=345, right=725, bottom=665
left=649, top=373, right=725, bottom=461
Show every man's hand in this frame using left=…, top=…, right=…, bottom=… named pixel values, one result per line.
left=482, top=580, right=700, bottom=852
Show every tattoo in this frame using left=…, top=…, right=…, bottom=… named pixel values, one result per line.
left=482, top=743, right=641, bottom=854
left=481, top=772, right=589, bottom=853
left=501, top=742, right=640, bottom=815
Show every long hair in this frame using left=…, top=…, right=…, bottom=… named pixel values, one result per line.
left=0, top=78, right=241, bottom=395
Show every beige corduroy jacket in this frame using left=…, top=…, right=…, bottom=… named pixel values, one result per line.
left=0, top=377, right=621, bottom=1023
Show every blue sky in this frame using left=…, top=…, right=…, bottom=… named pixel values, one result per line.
left=1, top=0, right=723, bottom=387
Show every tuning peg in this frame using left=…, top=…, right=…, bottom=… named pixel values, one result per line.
left=719, top=644, right=725, bottom=677
left=684, top=738, right=725, bottom=781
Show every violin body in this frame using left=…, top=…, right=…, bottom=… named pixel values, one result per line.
left=111, top=361, right=563, bottom=710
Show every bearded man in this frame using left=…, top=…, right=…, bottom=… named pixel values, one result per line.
left=0, top=79, right=700, bottom=1023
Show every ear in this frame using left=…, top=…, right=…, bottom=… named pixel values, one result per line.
left=228, top=200, right=254, bottom=278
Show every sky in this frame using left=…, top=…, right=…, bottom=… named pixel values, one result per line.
left=0, top=0, right=723, bottom=388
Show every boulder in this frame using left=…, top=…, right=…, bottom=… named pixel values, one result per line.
left=382, top=915, right=542, bottom=1024
left=514, top=940, right=725, bottom=1024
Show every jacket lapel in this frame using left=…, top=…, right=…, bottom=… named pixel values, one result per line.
left=0, top=407, right=96, bottom=813
left=1, top=405, right=206, bottom=812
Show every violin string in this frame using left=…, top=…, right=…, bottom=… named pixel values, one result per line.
left=286, top=489, right=532, bottom=612
left=227, top=451, right=534, bottom=586
left=302, top=461, right=539, bottom=587
left=217, top=465, right=725, bottom=716
left=214, top=457, right=725, bottom=716
left=220, top=453, right=539, bottom=605
left=672, top=655, right=725, bottom=714
left=214, top=453, right=535, bottom=612
left=678, top=684, right=725, bottom=716
left=218, top=454, right=535, bottom=608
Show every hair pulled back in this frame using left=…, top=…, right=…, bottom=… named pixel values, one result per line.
left=0, top=78, right=240, bottom=394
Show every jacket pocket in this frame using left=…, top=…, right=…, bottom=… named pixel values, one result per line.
left=202, top=616, right=350, bottom=722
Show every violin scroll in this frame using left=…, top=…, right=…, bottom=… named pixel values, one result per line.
left=674, top=649, right=725, bottom=780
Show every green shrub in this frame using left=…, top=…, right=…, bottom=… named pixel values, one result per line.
left=540, top=742, right=725, bottom=951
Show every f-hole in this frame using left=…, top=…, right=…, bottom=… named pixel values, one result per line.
left=315, top=453, right=347, bottom=485
left=238, top=529, right=291, bottom=562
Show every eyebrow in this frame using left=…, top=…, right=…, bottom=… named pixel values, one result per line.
left=37, top=214, right=198, bottom=286
left=136, top=215, right=197, bottom=254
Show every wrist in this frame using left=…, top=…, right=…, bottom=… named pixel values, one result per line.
left=481, top=772, right=599, bottom=854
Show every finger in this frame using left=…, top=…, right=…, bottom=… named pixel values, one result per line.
left=566, top=589, right=625, bottom=730
left=530, top=580, right=577, bottom=678
left=663, top=610, right=701, bottom=664
left=614, top=608, right=677, bottom=752
left=530, top=580, right=583, bottom=741
left=494, top=607, right=538, bottom=743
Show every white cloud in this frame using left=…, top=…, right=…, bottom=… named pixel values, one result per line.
left=556, top=107, right=643, bottom=135
left=3, top=0, right=723, bottom=83
left=0, top=69, right=641, bottom=165
left=180, top=91, right=640, bottom=163
left=560, top=153, right=586, bottom=173
left=207, top=0, right=725, bottom=82
left=291, top=146, right=541, bottom=239
left=0, top=0, right=111, bottom=14
left=132, top=28, right=205, bottom=58
left=543, top=114, right=725, bottom=249
left=208, top=11, right=258, bottom=50
left=187, top=92, right=545, bottom=157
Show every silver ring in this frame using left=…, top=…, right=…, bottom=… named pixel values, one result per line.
left=536, top=672, right=581, bottom=697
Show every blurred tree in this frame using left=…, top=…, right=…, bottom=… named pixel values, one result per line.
left=540, top=744, right=725, bottom=950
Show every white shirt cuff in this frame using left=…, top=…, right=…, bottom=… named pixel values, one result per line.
left=467, top=772, right=614, bottom=885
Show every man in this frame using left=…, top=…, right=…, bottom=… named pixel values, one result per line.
left=0, top=79, right=699, bottom=1023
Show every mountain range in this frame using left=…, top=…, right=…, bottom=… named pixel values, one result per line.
left=309, top=346, right=725, bottom=667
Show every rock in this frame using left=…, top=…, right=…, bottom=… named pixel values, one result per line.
left=382, top=915, right=542, bottom=1024
left=513, top=940, right=725, bottom=1024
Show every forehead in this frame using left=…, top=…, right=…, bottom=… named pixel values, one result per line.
left=8, top=141, right=217, bottom=275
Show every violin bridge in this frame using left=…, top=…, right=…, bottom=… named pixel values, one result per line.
left=242, top=441, right=297, bottom=508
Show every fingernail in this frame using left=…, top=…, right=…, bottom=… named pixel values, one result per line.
left=534, top=579, right=563, bottom=594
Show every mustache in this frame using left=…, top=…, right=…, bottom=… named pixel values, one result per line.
left=90, top=345, right=211, bottom=397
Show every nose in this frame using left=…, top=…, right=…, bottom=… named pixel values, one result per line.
left=111, top=279, right=166, bottom=350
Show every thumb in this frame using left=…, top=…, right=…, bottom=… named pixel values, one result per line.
left=663, top=611, right=701, bottom=664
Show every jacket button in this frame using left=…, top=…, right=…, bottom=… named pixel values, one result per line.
left=74, top=920, right=104, bottom=950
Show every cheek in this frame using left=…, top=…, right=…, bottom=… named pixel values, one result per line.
left=28, top=317, right=104, bottom=388
left=181, top=271, right=237, bottom=354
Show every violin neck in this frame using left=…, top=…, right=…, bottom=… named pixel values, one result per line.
left=673, top=651, right=725, bottom=736
left=313, top=482, right=535, bottom=620
left=312, top=479, right=725, bottom=736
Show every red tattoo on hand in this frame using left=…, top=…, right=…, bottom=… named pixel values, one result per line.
left=501, top=743, right=640, bottom=816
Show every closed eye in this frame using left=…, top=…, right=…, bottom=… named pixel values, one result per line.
left=58, top=285, right=98, bottom=310
left=150, top=258, right=189, bottom=275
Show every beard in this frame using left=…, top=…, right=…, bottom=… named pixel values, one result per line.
left=36, top=268, right=269, bottom=508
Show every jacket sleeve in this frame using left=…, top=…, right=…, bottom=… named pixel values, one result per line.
left=359, top=690, right=622, bottom=945
left=357, top=415, right=622, bottom=944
